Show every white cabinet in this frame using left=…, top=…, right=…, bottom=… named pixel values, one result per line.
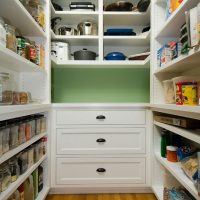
left=56, top=157, right=146, bottom=185
left=51, top=105, right=149, bottom=192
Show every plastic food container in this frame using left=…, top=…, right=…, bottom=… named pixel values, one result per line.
left=2, top=125, right=10, bottom=154
left=167, top=146, right=178, bottom=162
left=0, top=73, right=13, bottom=105
left=0, top=164, right=11, bottom=191
left=18, top=118, right=26, bottom=145
left=9, top=120, right=19, bottom=149
left=163, top=80, right=175, bottom=104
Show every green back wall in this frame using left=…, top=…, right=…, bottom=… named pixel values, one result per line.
left=52, top=67, right=150, bottom=103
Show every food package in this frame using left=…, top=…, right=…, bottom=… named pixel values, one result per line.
left=160, top=44, right=172, bottom=67
left=177, top=146, right=197, bottom=161
left=181, top=154, right=198, bottom=183
left=168, top=188, right=195, bottom=200
left=170, top=0, right=183, bottom=13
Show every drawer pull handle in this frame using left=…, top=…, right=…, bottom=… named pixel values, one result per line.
left=96, top=115, right=106, bottom=120
left=96, top=138, right=106, bottom=143
left=96, top=168, right=106, bottom=173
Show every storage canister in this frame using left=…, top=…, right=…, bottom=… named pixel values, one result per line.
left=0, top=72, right=13, bottom=105
left=0, top=164, right=11, bottom=191
left=18, top=150, right=28, bottom=174
left=18, top=117, right=26, bottom=145
left=2, top=122, right=10, bottom=154
left=163, top=80, right=175, bottom=104
left=167, top=146, right=178, bottom=162
left=0, top=121, right=5, bottom=156
left=56, top=42, right=70, bottom=62
left=9, top=158, right=20, bottom=182
left=0, top=17, right=6, bottom=47
left=5, top=24, right=17, bottom=52
left=9, top=119, right=19, bottom=149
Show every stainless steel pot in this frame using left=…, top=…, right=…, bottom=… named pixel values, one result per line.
left=77, top=21, right=98, bottom=35
left=58, top=26, right=78, bottom=35
left=72, top=48, right=98, bottom=60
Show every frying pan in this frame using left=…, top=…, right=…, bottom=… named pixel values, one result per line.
left=104, top=1, right=134, bottom=11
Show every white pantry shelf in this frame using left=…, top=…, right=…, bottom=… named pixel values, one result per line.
left=152, top=185, right=163, bottom=200
left=154, top=121, right=200, bottom=144
left=154, top=47, right=200, bottom=75
left=0, top=0, right=46, bottom=38
left=0, top=132, right=47, bottom=165
left=155, top=152, right=200, bottom=200
left=0, top=155, right=47, bottom=200
left=36, top=186, right=50, bottom=200
left=156, top=0, right=200, bottom=38
left=0, top=104, right=51, bottom=121
left=51, top=30, right=99, bottom=46
left=51, top=56, right=150, bottom=68
left=0, top=46, right=44, bottom=72
left=103, top=7, right=150, bottom=26
left=151, top=104, right=200, bottom=115
left=103, top=31, right=150, bottom=46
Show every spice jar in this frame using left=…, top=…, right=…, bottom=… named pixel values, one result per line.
left=5, top=24, right=17, bottom=52
left=9, top=119, right=19, bottom=149
left=167, top=146, right=178, bottom=162
left=0, top=72, right=13, bottom=105
left=0, top=163, right=11, bottom=191
left=9, top=158, right=20, bottom=182
left=0, top=17, right=6, bottom=47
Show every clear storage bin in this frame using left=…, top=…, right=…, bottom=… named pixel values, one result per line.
left=0, top=73, right=13, bottom=105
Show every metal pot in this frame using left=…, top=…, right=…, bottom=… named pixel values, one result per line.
left=58, top=26, right=78, bottom=35
left=77, top=21, right=98, bottom=35
left=104, top=52, right=126, bottom=60
left=104, top=1, right=134, bottom=11
left=72, top=48, right=98, bottom=60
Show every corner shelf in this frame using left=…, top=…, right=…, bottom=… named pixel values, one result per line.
left=51, top=56, right=150, bottom=68
left=0, top=132, right=47, bottom=165
left=155, top=152, right=200, bottom=200
left=103, top=6, right=150, bottom=26
left=51, top=30, right=99, bottom=46
left=0, top=46, right=45, bottom=72
left=154, top=47, right=200, bottom=75
left=0, top=155, right=47, bottom=200
left=103, top=31, right=150, bottom=46
left=0, top=0, right=46, bottom=38
left=156, top=0, right=200, bottom=38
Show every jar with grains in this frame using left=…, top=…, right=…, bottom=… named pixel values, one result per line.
left=0, top=163, right=11, bottom=191
left=0, top=72, right=13, bottom=105
left=0, top=17, right=6, bottom=47
left=9, top=158, right=20, bottom=182
left=5, top=24, right=17, bottom=52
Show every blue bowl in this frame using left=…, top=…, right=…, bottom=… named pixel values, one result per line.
left=105, top=52, right=126, bottom=60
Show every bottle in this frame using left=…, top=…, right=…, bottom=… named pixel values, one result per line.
left=161, top=129, right=170, bottom=158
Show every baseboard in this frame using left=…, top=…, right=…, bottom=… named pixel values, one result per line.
left=49, top=186, right=152, bottom=194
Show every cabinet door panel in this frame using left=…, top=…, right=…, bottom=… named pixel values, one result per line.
left=56, top=127, right=146, bottom=154
left=56, top=110, right=146, bottom=125
left=56, top=158, right=146, bottom=185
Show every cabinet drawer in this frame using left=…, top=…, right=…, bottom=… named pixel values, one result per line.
left=56, top=110, right=146, bottom=125
left=56, top=158, right=146, bottom=185
left=56, top=128, right=146, bottom=154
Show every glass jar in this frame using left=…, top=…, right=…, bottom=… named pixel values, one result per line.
left=0, top=72, right=13, bottom=105
left=5, top=24, right=17, bottom=53
left=0, top=17, right=6, bottom=47
left=16, top=36, right=26, bottom=58
left=9, top=158, right=20, bottom=182
left=0, top=164, right=11, bottom=191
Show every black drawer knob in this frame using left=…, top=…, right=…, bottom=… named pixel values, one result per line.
left=96, top=138, right=106, bottom=143
left=96, top=168, right=106, bottom=173
left=96, top=115, right=106, bottom=120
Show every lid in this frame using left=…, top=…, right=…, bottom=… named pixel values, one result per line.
left=57, top=42, right=69, bottom=47
left=167, top=146, right=177, bottom=151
